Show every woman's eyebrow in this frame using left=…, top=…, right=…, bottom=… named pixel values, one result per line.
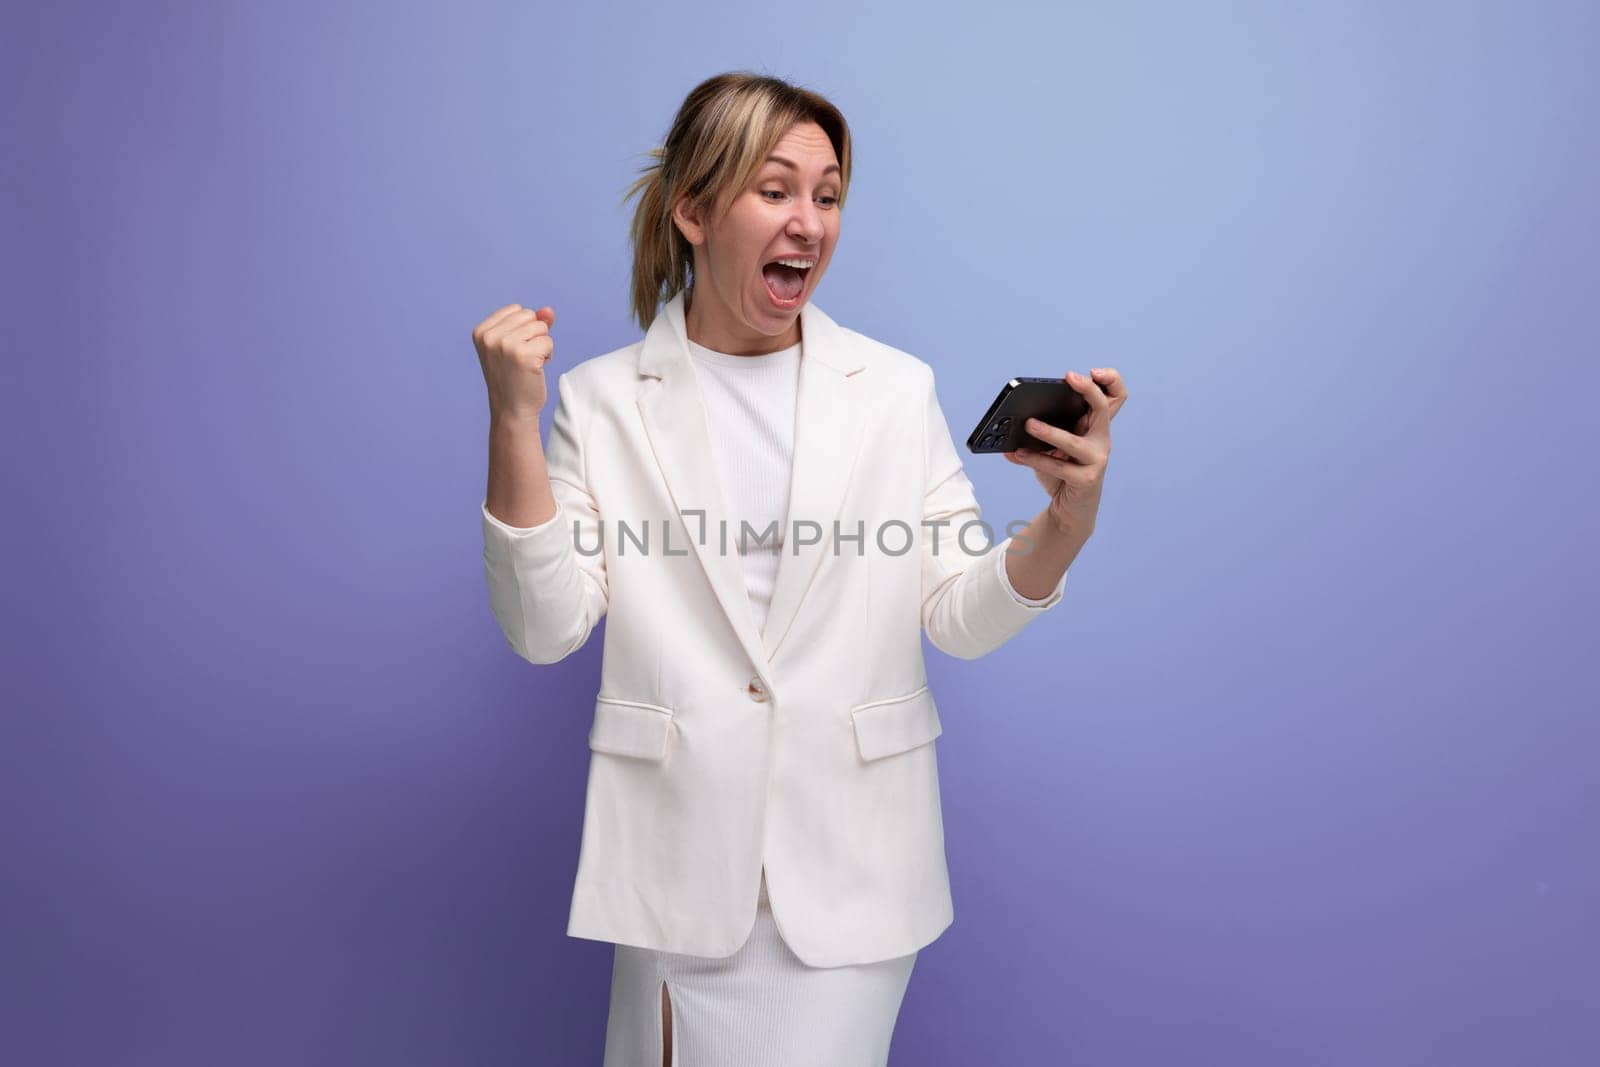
left=764, top=154, right=841, bottom=177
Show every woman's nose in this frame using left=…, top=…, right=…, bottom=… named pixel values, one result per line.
left=787, top=201, right=825, bottom=240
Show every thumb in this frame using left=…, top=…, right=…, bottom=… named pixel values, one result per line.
left=535, top=306, right=556, bottom=328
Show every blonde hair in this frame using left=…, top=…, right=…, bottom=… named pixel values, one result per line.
left=621, top=71, right=853, bottom=332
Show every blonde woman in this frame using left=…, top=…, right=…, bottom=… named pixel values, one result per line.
left=473, top=71, right=1126, bottom=1067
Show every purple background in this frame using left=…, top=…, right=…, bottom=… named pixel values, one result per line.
left=5, top=1, right=1597, bottom=1063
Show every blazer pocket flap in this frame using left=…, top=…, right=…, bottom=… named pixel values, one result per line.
left=851, top=685, right=942, bottom=761
left=589, top=697, right=674, bottom=760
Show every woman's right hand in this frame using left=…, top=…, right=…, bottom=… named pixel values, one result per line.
left=473, top=303, right=557, bottom=421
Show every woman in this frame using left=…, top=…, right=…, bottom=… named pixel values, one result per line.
left=473, top=72, right=1126, bottom=1067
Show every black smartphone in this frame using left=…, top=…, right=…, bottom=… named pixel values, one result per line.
left=966, top=377, right=1093, bottom=454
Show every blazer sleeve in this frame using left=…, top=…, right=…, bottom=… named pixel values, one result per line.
left=480, top=370, right=609, bottom=665
left=919, top=364, right=1067, bottom=659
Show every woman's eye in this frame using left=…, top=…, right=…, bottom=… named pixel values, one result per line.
left=762, top=191, right=839, bottom=206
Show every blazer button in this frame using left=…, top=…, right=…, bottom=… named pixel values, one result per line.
left=746, top=676, right=768, bottom=702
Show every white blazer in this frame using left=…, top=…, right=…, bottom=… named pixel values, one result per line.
left=480, top=289, right=1067, bottom=967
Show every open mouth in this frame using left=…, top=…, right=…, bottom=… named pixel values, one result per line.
left=760, top=258, right=813, bottom=307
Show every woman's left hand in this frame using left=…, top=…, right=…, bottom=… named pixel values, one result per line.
left=1003, top=367, right=1128, bottom=536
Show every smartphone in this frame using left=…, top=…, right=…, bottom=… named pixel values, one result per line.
left=966, top=377, right=1093, bottom=454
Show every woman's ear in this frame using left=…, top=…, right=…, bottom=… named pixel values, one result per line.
left=672, top=194, right=706, bottom=248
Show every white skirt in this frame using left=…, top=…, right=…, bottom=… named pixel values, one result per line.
left=602, top=868, right=919, bottom=1067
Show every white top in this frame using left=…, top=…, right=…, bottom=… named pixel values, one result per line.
left=686, top=337, right=803, bottom=636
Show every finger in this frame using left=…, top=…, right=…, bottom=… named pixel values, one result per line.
left=488, top=309, right=548, bottom=345
left=1022, top=417, right=1094, bottom=463
left=1009, top=447, right=1097, bottom=486
left=1003, top=451, right=1055, bottom=483
left=1066, top=370, right=1110, bottom=416
left=1088, top=367, right=1128, bottom=421
left=512, top=314, right=552, bottom=342
left=530, top=334, right=556, bottom=365
left=494, top=304, right=555, bottom=331
left=1066, top=370, right=1118, bottom=441
left=1089, top=367, right=1126, bottom=400
left=473, top=304, right=527, bottom=344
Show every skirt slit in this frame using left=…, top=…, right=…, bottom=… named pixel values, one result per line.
left=602, top=869, right=917, bottom=1067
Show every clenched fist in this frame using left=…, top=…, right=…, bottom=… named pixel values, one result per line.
left=472, top=304, right=557, bottom=421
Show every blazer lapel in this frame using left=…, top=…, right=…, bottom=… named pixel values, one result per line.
left=761, top=302, right=866, bottom=662
left=635, top=290, right=866, bottom=680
